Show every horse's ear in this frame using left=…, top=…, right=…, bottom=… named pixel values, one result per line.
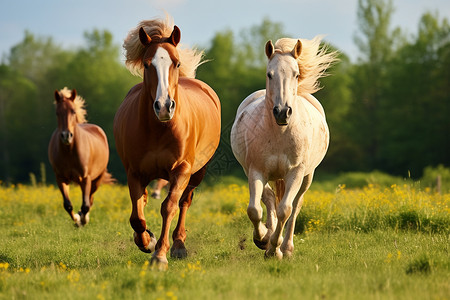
left=265, top=40, right=274, bottom=59
left=169, top=25, right=181, bottom=47
left=54, top=90, right=62, bottom=102
left=291, top=40, right=302, bottom=59
left=139, top=27, right=152, bottom=46
left=70, top=89, right=77, bottom=101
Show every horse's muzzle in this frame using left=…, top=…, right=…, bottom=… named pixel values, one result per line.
left=273, top=105, right=292, bottom=126
left=154, top=98, right=176, bottom=121
left=60, top=131, right=73, bottom=145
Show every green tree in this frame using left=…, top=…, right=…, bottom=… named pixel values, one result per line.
left=0, top=65, right=39, bottom=182
left=380, top=12, right=450, bottom=175
left=1, top=32, right=69, bottom=183
left=316, top=50, right=355, bottom=172
left=347, top=0, right=399, bottom=171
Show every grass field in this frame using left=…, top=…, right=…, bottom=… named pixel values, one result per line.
left=0, top=179, right=449, bottom=299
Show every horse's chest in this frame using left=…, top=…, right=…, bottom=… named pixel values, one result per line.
left=53, top=156, right=85, bottom=183
left=249, top=129, right=306, bottom=172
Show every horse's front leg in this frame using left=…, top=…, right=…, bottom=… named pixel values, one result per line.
left=171, top=165, right=207, bottom=259
left=266, top=170, right=304, bottom=259
left=56, top=179, right=77, bottom=224
left=280, top=172, right=314, bottom=258
left=152, top=164, right=191, bottom=269
left=247, top=169, right=270, bottom=250
left=128, top=174, right=157, bottom=254
left=76, top=176, right=92, bottom=226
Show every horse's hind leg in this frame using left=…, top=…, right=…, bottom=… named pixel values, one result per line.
left=266, top=169, right=304, bottom=259
left=280, top=172, right=313, bottom=257
left=259, top=184, right=277, bottom=248
left=151, top=179, right=169, bottom=199
left=57, top=180, right=77, bottom=224
left=171, top=166, right=207, bottom=259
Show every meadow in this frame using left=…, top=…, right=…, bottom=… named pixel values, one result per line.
left=0, top=178, right=449, bottom=299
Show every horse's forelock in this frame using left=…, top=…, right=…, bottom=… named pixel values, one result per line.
left=273, top=37, right=338, bottom=95
left=123, top=14, right=204, bottom=79
left=57, top=87, right=87, bottom=124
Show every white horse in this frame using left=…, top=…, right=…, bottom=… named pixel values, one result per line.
left=230, top=36, right=337, bottom=259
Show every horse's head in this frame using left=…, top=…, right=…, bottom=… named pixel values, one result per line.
left=139, top=26, right=181, bottom=122
left=265, top=40, right=302, bottom=126
left=54, top=89, right=79, bottom=145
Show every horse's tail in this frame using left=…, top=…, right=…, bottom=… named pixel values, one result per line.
left=100, top=170, right=116, bottom=185
left=275, top=179, right=285, bottom=206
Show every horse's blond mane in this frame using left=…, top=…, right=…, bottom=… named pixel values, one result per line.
left=58, top=87, right=87, bottom=124
left=123, top=14, right=204, bottom=78
left=274, top=36, right=338, bottom=95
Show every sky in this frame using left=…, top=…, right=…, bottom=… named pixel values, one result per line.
left=1, top=0, right=449, bottom=62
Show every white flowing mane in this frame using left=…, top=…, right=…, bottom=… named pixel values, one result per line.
left=274, top=36, right=338, bottom=95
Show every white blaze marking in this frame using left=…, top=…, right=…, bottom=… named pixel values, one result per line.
left=152, top=47, right=172, bottom=102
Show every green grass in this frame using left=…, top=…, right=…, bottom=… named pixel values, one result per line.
left=0, top=182, right=449, bottom=299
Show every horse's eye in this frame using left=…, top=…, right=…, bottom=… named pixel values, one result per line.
left=176, top=62, right=181, bottom=68
left=144, top=62, right=149, bottom=69
left=71, top=109, right=76, bottom=115
left=267, top=72, right=272, bottom=79
left=295, top=73, right=300, bottom=79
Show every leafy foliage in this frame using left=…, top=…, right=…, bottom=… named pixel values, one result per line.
left=0, top=4, right=449, bottom=184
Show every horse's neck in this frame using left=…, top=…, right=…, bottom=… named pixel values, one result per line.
left=138, top=89, right=156, bottom=125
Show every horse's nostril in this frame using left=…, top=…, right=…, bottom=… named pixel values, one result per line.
left=286, top=106, right=292, bottom=117
left=154, top=101, right=161, bottom=112
left=273, top=106, right=280, bottom=116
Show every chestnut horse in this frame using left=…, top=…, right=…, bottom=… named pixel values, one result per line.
left=231, top=37, right=337, bottom=259
left=114, top=16, right=221, bottom=269
left=48, top=88, right=112, bottom=227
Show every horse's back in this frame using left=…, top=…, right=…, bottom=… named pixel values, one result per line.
left=178, top=78, right=221, bottom=172
left=179, top=78, right=221, bottom=113
left=77, top=123, right=110, bottom=177
left=231, top=90, right=267, bottom=172
left=79, top=123, right=109, bottom=149
left=235, top=90, right=266, bottom=117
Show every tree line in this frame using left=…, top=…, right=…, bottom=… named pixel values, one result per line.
left=0, top=0, right=449, bottom=184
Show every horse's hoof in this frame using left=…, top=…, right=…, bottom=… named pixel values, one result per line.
left=150, top=256, right=169, bottom=271
left=80, top=212, right=89, bottom=225
left=281, top=244, right=294, bottom=258
left=265, top=247, right=283, bottom=260
left=134, top=229, right=157, bottom=253
left=73, top=213, right=82, bottom=227
left=253, top=238, right=269, bottom=250
left=170, top=246, right=188, bottom=259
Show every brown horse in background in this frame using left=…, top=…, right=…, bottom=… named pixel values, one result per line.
left=114, top=16, right=221, bottom=269
left=48, top=88, right=113, bottom=227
